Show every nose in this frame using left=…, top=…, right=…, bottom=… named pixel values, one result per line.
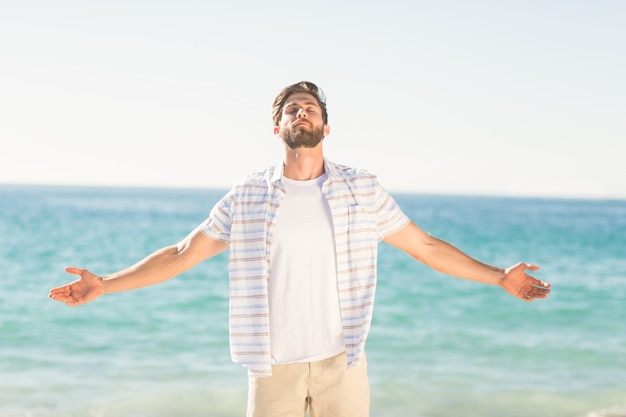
left=296, top=108, right=307, bottom=118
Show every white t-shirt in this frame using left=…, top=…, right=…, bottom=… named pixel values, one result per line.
left=268, top=174, right=345, bottom=364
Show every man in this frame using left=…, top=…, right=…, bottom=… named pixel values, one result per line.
left=50, top=81, right=551, bottom=417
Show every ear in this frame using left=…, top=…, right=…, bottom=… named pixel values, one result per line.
left=323, top=124, right=330, bottom=137
left=273, top=126, right=280, bottom=135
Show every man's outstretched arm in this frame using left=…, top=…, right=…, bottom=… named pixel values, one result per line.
left=383, top=222, right=551, bottom=301
left=49, top=229, right=228, bottom=307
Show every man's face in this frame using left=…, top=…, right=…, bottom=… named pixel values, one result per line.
left=275, top=92, right=330, bottom=150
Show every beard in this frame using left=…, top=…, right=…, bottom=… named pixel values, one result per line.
left=279, top=123, right=325, bottom=150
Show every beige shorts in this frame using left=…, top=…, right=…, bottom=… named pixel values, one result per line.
left=246, top=351, right=370, bottom=417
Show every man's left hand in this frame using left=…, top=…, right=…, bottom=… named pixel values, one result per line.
left=501, top=263, right=551, bottom=302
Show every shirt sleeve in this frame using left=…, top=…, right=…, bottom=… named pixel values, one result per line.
left=199, top=188, right=234, bottom=244
left=375, top=180, right=410, bottom=241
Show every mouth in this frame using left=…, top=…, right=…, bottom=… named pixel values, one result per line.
left=293, top=121, right=312, bottom=128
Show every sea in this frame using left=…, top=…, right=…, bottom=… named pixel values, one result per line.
left=1, top=184, right=625, bottom=417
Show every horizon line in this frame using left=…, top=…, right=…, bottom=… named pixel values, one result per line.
left=1, top=181, right=624, bottom=202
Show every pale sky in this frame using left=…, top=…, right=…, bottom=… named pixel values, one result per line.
left=1, top=1, right=624, bottom=199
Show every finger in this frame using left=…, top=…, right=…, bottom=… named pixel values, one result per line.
left=532, top=281, right=551, bottom=290
left=523, top=263, right=541, bottom=271
left=523, top=284, right=551, bottom=302
left=65, top=266, right=84, bottom=276
left=55, top=284, right=76, bottom=303
left=65, top=297, right=79, bottom=307
left=49, top=287, right=71, bottom=300
left=49, top=284, right=71, bottom=295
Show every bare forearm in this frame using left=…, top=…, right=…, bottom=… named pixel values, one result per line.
left=384, top=222, right=505, bottom=285
left=383, top=222, right=550, bottom=302
left=417, top=236, right=505, bottom=285
left=102, top=245, right=194, bottom=293
left=50, top=231, right=227, bottom=306
left=102, top=230, right=228, bottom=294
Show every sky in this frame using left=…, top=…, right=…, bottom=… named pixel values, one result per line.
left=1, top=0, right=624, bottom=199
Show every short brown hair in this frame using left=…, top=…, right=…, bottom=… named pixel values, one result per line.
left=272, top=81, right=328, bottom=126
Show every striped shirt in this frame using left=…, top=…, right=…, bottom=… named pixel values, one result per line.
left=200, top=159, right=410, bottom=377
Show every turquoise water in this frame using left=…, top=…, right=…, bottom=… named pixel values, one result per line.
left=1, top=185, right=625, bottom=417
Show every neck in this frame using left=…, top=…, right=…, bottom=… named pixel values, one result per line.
left=282, top=144, right=325, bottom=181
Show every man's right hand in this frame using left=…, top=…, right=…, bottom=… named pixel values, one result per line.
left=49, top=267, right=105, bottom=307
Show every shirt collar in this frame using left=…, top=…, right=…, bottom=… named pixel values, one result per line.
left=269, top=160, right=284, bottom=184
left=268, top=158, right=338, bottom=185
